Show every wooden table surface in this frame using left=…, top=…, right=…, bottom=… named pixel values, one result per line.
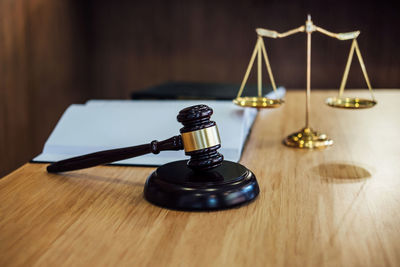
left=1, top=90, right=399, bottom=267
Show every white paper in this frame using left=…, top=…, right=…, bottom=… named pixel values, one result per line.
left=33, top=87, right=285, bottom=166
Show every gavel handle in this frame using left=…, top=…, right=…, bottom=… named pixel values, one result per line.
left=47, top=136, right=183, bottom=173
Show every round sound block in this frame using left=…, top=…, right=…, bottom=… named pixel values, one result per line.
left=144, top=160, right=259, bottom=211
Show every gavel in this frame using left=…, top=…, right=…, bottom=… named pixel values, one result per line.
left=47, top=104, right=224, bottom=173
left=47, top=104, right=259, bottom=211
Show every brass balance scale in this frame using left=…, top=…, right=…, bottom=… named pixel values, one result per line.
left=233, top=15, right=377, bottom=149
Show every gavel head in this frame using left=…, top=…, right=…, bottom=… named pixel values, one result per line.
left=177, top=105, right=224, bottom=171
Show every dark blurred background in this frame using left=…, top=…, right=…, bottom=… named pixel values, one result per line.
left=0, top=0, right=398, bottom=176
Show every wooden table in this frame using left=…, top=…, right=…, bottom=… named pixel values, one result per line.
left=1, top=90, right=399, bottom=267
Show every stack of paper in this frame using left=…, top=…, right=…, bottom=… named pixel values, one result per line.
left=33, top=88, right=285, bottom=166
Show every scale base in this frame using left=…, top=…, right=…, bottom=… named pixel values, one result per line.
left=283, top=127, right=333, bottom=149
left=144, top=160, right=259, bottom=211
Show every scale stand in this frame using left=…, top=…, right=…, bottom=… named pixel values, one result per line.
left=233, top=15, right=377, bottom=149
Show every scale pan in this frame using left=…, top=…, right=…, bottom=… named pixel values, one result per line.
left=233, top=97, right=284, bottom=108
left=325, top=97, right=377, bottom=109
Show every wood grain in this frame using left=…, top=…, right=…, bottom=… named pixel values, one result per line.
left=2, top=0, right=400, bottom=178
left=1, top=90, right=399, bottom=267
left=89, top=0, right=400, bottom=98
left=0, top=0, right=89, bottom=177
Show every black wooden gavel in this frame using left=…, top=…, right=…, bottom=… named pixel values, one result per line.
left=47, top=105, right=224, bottom=173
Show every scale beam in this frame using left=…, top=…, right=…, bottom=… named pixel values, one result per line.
left=256, top=26, right=305, bottom=38
left=315, top=27, right=360, bottom=40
